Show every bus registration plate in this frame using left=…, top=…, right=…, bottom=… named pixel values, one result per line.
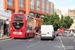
left=13, top=32, right=19, bottom=35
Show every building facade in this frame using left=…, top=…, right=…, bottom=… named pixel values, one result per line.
left=0, top=0, right=11, bottom=36
left=55, top=9, right=62, bottom=19
left=4, top=0, right=54, bottom=29
left=68, top=9, right=75, bottom=30
left=68, top=9, right=75, bottom=19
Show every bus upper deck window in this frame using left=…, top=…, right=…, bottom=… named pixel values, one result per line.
left=14, top=16, right=23, bottom=19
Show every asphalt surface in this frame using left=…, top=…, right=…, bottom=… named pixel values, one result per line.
left=0, top=36, right=75, bottom=50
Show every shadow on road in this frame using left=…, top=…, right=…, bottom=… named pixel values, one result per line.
left=13, top=37, right=35, bottom=40
left=41, top=39, right=54, bottom=41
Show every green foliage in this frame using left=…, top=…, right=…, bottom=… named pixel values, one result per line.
left=64, top=16, right=73, bottom=28
left=60, top=15, right=65, bottom=28
left=42, top=13, right=61, bottom=31
left=42, top=13, right=73, bottom=31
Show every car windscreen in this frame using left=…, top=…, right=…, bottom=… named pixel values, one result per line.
left=12, top=23, right=24, bottom=30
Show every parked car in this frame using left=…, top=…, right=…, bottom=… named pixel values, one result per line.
left=65, top=30, right=70, bottom=33
left=74, top=33, right=75, bottom=37
left=70, top=30, right=75, bottom=37
left=63, top=33, right=72, bottom=37
left=59, top=33, right=62, bottom=36
left=40, top=25, right=55, bottom=40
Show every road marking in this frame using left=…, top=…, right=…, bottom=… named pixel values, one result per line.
left=73, top=40, right=75, bottom=42
left=29, top=39, right=33, bottom=42
left=49, top=40, right=51, bottom=42
left=59, top=37, right=62, bottom=43
left=37, top=41, right=40, bottom=43
left=0, top=38, right=13, bottom=42
left=59, top=37, right=66, bottom=50
left=27, top=41, right=40, bottom=48
left=27, top=43, right=36, bottom=48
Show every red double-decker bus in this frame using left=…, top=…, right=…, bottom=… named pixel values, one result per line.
left=10, top=14, right=36, bottom=38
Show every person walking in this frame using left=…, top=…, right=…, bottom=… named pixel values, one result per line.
left=0, top=29, right=3, bottom=37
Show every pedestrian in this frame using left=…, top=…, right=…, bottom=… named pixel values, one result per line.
left=4, top=28, right=6, bottom=35
left=0, top=29, right=3, bottom=37
left=0, top=30, right=1, bottom=37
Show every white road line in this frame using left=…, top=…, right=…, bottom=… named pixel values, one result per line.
left=59, top=37, right=62, bottom=43
left=27, top=43, right=36, bottom=48
left=37, top=41, right=40, bottom=43
left=49, top=40, right=51, bottom=42
left=29, top=39, right=33, bottom=42
left=59, top=37, right=66, bottom=50
left=73, top=40, right=75, bottom=42
left=27, top=41, right=40, bottom=48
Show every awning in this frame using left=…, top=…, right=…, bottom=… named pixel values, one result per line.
left=0, top=16, right=8, bottom=20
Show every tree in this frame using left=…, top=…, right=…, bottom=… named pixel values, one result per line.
left=42, top=13, right=61, bottom=31
left=64, top=16, right=73, bottom=28
left=42, top=13, right=73, bottom=31
left=60, top=15, right=65, bottom=28
left=52, top=13, right=61, bottom=31
left=42, top=14, right=50, bottom=25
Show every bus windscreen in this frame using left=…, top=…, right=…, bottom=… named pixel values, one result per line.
left=12, top=23, right=24, bottom=30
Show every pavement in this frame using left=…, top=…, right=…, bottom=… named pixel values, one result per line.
left=0, top=35, right=10, bottom=40
left=0, top=36, right=75, bottom=50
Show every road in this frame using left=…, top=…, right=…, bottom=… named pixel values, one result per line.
left=0, top=36, right=75, bottom=50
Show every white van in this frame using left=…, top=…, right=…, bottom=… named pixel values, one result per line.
left=40, top=25, right=55, bottom=40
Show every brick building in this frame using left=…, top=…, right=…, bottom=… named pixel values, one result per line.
left=68, top=9, right=75, bottom=30
left=55, top=9, right=62, bottom=19
left=68, top=9, right=75, bottom=19
left=4, top=0, right=54, bottom=29
left=63, top=9, right=75, bottom=30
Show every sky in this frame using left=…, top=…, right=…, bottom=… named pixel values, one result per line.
left=53, top=0, right=75, bottom=15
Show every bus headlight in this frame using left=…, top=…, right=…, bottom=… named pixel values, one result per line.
left=19, top=32, right=22, bottom=35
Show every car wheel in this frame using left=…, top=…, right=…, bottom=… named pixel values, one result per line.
left=41, top=38, right=43, bottom=40
left=51, top=38, right=54, bottom=40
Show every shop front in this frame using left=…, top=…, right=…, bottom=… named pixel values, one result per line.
left=0, top=10, right=11, bottom=37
